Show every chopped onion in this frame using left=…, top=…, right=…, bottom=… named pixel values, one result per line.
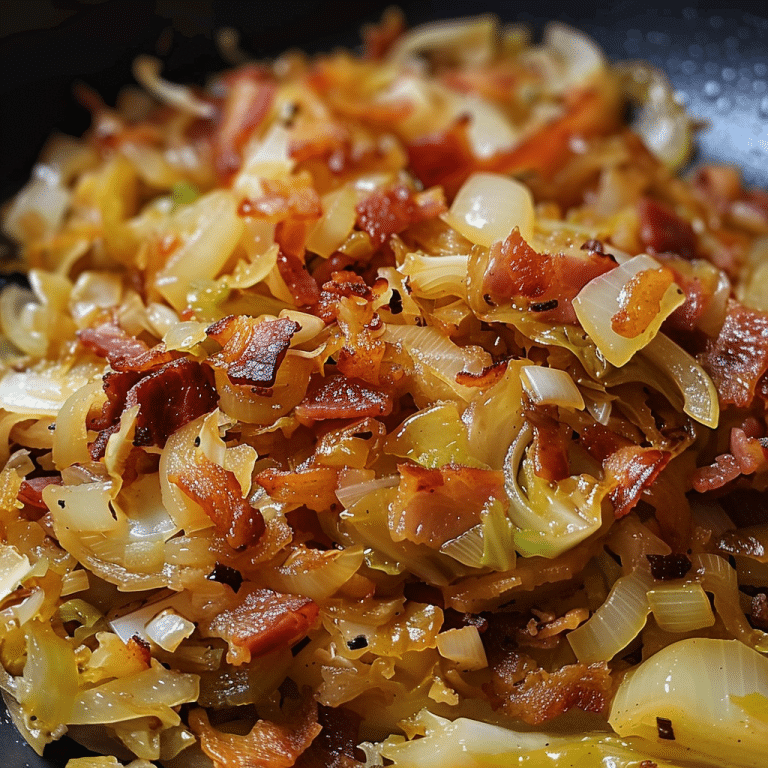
left=647, top=583, right=715, bottom=633
left=399, top=253, right=469, bottom=299
left=144, top=609, right=195, bottom=652
left=442, top=172, right=535, bottom=247
left=11, top=588, right=45, bottom=626
left=520, top=365, right=585, bottom=409
left=544, top=22, right=605, bottom=89
left=162, top=320, right=208, bottom=352
left=0, top=543, right=33, bottom=603
left=306, top=186, right=358, bottom=258
left=435, top=625, right=488, bottom=670
left=53, top=380, right=104, bottom=470
left=0, top=285, right=46, bottom=357
left=609, top=638, right=768, bottom=768
left=132, top=55, right=215, bottom=119
left=573, top=254, right=685, bottom=367
left=640, top=332, right=719, bottom=429
left=234, top=123, right=294, bottom=194
left=60, top=568, right=90, bottom=597
left=108, top=592, right=192, bottom=645
left=567, top=568, right=654, bottom=663
left=2, top=171, right=70, bottom=243
left=453, top=94, right=519, bottom=159
left=45, top=482, right=118, bottom=533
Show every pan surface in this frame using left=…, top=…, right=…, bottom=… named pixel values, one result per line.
left=0, top=1, right=766, bottom=765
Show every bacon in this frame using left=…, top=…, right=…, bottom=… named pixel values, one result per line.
left=455, top=360, right=508, bottom=389
left=256, top=466, right=340, bottom=513
left=314, top=272, right=372, bottom=324
left=391, top=463, right=506, bottom=547
left=730, top=427, right=768, bottom=475
left=691, top=453, right=742, bottom=493
left=171, top=454, right=265, bottom=550
left=79, top=322, right=177, bottom=372
left=702, top=301, right=768, bottom=408
left=610, top=266, right=676, bottom=338
left=88, top=358, right=218, bottom=459
left=277, top=249, right=321, bottom=306
left=207, top=315, right=299, bottom=388
left=17, top=475, right=62, bottom=509
left=751, top=594, right=768, bottom=630
left=207, top=587, right=318, bottom=659
left=604, top=446, right=671, bottom=518
left=495, top=659, right=613, bottom=725
left=362, top=7, right=405, bottom=60
left=355, top=185, right=438, bottom=247
left=579, top=423, right=632, bottom=464
left=294, top=374, right=393, bottom=423
left=190, top=697, right=321, bottom=768
left=483, top=230, right=616, bottom=324
left=296, top=705, right=363, bottom=768
left=637, top=197, right=697, bottom=259
left=213, top=68, right=275, bottom=181
left=238, top=177, right=322, bottom=223
left=527, top=407, right=570, bottom=482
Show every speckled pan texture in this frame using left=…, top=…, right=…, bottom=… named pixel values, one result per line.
left=0, top=1, right=766, bottom=766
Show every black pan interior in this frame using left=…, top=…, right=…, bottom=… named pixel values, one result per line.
left=0, top=1, right=766, bottom=766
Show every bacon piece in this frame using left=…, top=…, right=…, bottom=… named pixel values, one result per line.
left=213, top=68, right=276, bottom=181
left=294, top=374, right=393, bottom=423
left=691, top=453, right=742, bottom=493
left=17, top=475, right=62, bottom=509
left=277, top=249, right=321, bottom=307
left=515, top=608, right=589, bottom=650
left=355, top=185, right=438, bottom=247
left=579, top=423, right=632, bottom=464
left=391, top=464, right=506, bottom=547
left=239, top=177, right=322, bottom=223
left=610, top=266, right=676, bottom=338
left=604, top=446, right=671, bottom=518
left=88, top=359, right=218, bottom=459
left=190, top=697, right=321, bottom=768
left=362, top=7, right=405, bottom=60
left=483, top=230, right=616, bottom=324
left=702, top=301, right=768, bottom=408
left=207, top=315, right=299, bottom=388
left=79, top=322, right=177, bottom=372
left=314, top=272, right=372, bottom=324
left=171, top=455, right=265, bottom=550
left=296, top=705, right=363, bottom=768
left=730, top=427, right=768, bottom=475
left=637, top=198, right=697, bottom=259
left=455, top=360, right=508, bottom=389
left=496, top=660, right=613, bottom=725
left=207, top=587, right=318, bottom=660
left=527, top=408, right=570, bottom=482
left=751, top=594, right=768, bottom=630
left=256, top=466, right=340, bottom=513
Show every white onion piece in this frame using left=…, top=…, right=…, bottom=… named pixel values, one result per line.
left=234, top=123, right=294, bottom=194
left=544, top=22, right=605, bottom=89
left=109, top=592, right=192, bottom=645
left=647, top=583, right=715, bottom=633
left=163, top=320, right=208, bottom=352
left=52, top=380, right=104, bottom=470
left=11, top=588, right=45, bottom=627
left=520, top=366, right=585, bottom=409
left=306, top=186, right=358, bottom=258
left=132, top=55, right=215, bottom=119
left=144, top=609, right=195, bottom=652
left=2, top=172, right=70, bottom=243
left=443, top=172, right=535, bottom=247
left=609, top=638, right=768, bottom=768
left=0, top=369, right=95, bottom=417
left=0, top=543, right=32, bottom=603
left=145, top=302, right=180, bottom=338
left=573, top=253, right=685, bottom=367
left=640, top=332, right=719, bottom=429
left=44, top=482, right=118, bottom=533
left=388, top=15, right=497, bottom=67
left=399, top=254, right=469, bottom=299
left=454, top=95, right=519, bottom=159
left=435, top=625, right=488, bottom=670
left=567, top=568, right=654, bottom=663
left=60, top=568, right=90, bottom=597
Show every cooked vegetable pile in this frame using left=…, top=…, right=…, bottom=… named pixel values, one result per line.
left=0, top=11, right=767, bottom=768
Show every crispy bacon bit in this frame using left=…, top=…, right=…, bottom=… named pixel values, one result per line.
left=126, top=635, right=152, bottom=669
left=527, top=407, right=570, bottom=482
left=751, top=593, right=768, bottom=630
left=255, top=466, right=339, bottom=513
left=647, top=553, right=692, bottom=580
left=702, top=301, right=768, bottom=408
left=17, top=475, right=62, bottom=509
left=730, top=427, right=768, bottom=475
left=277, top=249, right=321, bottom=307
left=207, top=315, right=299, bottom=388
left=391, top=464, right=506, bottom=547
left=637, top=198, right=697, bottom=259
left=455, top=360, right=508, bottom=388
left=207, top=562, right=244, bottom=593
left=715, top=528, right=766, bottom=560
left=579, top=423, right=632, bottom=464
left=497, top=661, right=613, bottom=725
left=79, top=322, right=177, bottom=372
left=483, top=230, right=616, bottom=324
left=171, top=455, right=265, bottom=550
left=515, top=608, right=589, bottom=649
left=355, top=185, right=436, bottom=247
left=88, top=359, right=218, bottom=459
left=207, top=587, right=318, bottom=660
left=656, top=717, right=676, bottom=741
left=691, top=453, right=741, bottom=493
left=294, top=374, right=393, bottom=423
left=190, top=696, right=321, bottom=768
left=296, top=705, right=364, bottom=768
left=314, top=272, right=372, bottom=324
left=604, top=446, right=671, bottom=518
left=213, top=69, right=275, bottom=181
left=239, top=177, right=322, bottom=223
left=610, top=266, right=677, bottom=338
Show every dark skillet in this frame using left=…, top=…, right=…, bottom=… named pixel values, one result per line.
left=1, top=1, right=766, bottom=765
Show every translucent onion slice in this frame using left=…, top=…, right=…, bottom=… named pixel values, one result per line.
left=640, top=332, right=719, bottom=429
left=132, top=55, right=215, bottom=119
left=567, top=568, right=654, bottom=663
left=60, top=568, right=90, bottom=597
left=647, top=583, right=715, bottom=633
left=573, top=254, right=685, bottom=367
left=335, top=474, right=399, bottom=509
left=144, top=609, right=195, bottom=652
left=399, top=253, right=469, bottom=300
left=609, top=638, right=768, bottom=768
left=442, top=172, right=535, bottom=247
left=108, top=592, right=192, bottom=645
left=0, top=543, right=32, bottom=603
left=520, top=365, right=585, bottom=409
left=544, top=22, right=605, bottom=88
left=306, top=186, right=358, bottom=258
left=435, top=625, right=488, bottom=670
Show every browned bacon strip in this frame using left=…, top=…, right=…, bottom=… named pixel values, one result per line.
left=605, top=446, right=671, bottom=518
left=637, top=197, right=698, bottom=259
left=256, top=465, right=340, bottom=513
left=355, top=185, right=441, bottom=247
left=79, top=321, right=177, bottom=372
left=17, top=475, right=62, bottom=509
left=294, top=374, right=393, bottom=423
